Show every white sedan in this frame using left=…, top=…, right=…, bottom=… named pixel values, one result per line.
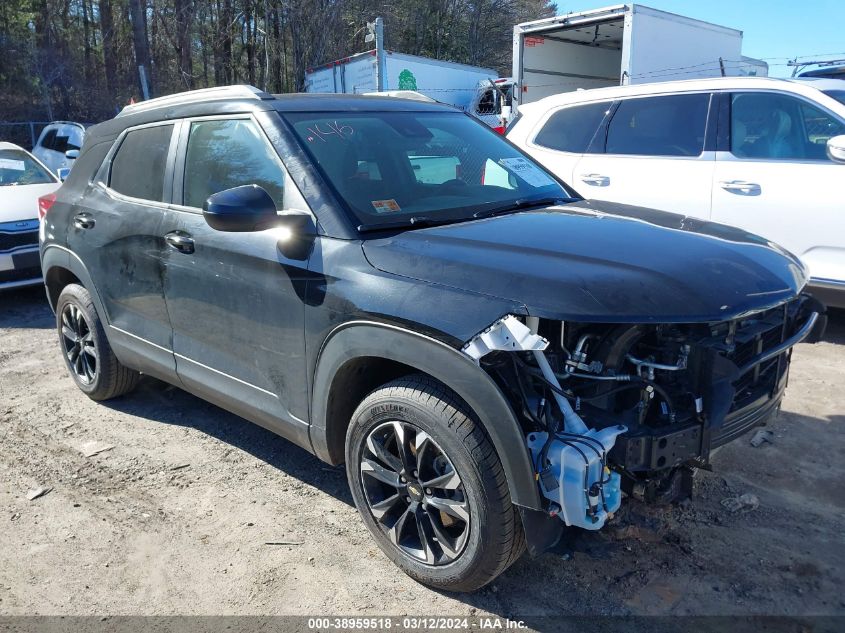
left=507, top=77, right=845, bottom=306
left=0, top=142, right=61, bottom=290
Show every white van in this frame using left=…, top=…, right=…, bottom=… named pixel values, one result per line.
left=32, top=121, right=85, bottom=175
left=507, top=77, right=845, bottom=305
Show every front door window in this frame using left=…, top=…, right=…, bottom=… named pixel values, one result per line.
left=730, top=92, right=845, bottom=161
left=182, top=118, right=286, bottom=209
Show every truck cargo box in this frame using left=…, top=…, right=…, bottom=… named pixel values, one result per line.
left=512, top=4, right=765, bottom=106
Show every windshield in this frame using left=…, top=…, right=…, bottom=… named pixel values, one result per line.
left=284, top=111, right=574, bottom=229
left=0, top=149, right=56, bottom=186
left=824, top=90, right=845, bottom=107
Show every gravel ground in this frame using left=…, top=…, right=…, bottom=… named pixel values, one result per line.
left=1, top=285, right=844, bottom=619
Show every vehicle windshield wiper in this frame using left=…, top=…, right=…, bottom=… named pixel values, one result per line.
left=357, top=215, right=460, bottom=233
left=472, top=197, right=569, bottom=219
left=358, top=197, right=572, bottom=232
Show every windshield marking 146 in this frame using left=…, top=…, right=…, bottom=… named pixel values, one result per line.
left=285, top=111, right=574, bottom=230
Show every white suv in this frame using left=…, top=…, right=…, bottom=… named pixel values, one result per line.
left=32, top=121, right=85, bottom=176
left=508, top=77, right=845, bottom=306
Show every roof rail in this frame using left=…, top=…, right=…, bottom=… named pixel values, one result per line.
left=117, top=85, right=273, bottom=117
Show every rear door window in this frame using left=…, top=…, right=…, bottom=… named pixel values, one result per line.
left=109, top=124, right=174, bottom=202
left=182, top=118, right=286, bottom=209
left=606, top=93, right=710, bottom=157
left=533, top=101, right=613, bottom=153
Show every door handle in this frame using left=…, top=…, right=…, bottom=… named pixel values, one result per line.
left=164, top=231, right=195, bottom=254
left=72, top=213, right=95, bottom=230
left=579, top=173, right=610, bottom=187
left=719, top=180, right=761, bottom=195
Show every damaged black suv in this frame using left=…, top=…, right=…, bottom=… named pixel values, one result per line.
left=41, top=85, right=823, bottom=592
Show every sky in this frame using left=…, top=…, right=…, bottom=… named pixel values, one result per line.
left=560, top=0, right=845, bottom=77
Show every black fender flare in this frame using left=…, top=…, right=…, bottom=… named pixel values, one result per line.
left=310, top=320, right=542, bottom=510
left=41, top=244, right=109, bottom=322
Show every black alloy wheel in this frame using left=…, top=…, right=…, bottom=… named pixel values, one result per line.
left=61, top=302, right=97, bottom=384
left=360, top=420, right=470, bottom=565
left=55, top=283, right=140, bottom=400
left=346, top=375, right=525, bottom=592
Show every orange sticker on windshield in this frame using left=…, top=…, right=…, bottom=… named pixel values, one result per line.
left=372, top=199, right=401, bottom=213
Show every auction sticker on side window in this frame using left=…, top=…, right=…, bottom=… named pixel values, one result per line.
left=498, top=157, right=555, bottom=187
left=371, top=199, right=401, bottom=213
left=0, top=159, right=26, bottom=171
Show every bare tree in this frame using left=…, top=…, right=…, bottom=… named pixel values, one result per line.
left=175, top=0, right=195, bottom=88
left=4, top=0, right=557, bottom=121
left=129, top=0, right=154, bottom=96
left=99, top=0, right=119, bottom=96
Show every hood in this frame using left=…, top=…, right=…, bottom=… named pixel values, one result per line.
left=362, top=200, right=807, bottom=323
left=0, top=182, right=60, bottom=224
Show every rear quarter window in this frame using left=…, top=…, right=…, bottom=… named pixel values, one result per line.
left=533, top=101, right=613, bottom=153
left=109, top=124, right=174, bottom=202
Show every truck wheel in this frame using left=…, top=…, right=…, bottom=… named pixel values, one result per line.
left=56, top=284, right=140, bottom=401
left=345, top=374, right=525, bottom=592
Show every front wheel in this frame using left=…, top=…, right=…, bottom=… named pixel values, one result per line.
left=345, top=375, right=524, bottom=592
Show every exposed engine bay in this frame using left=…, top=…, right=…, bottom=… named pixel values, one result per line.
left=463, top=296, right=822, bottom=531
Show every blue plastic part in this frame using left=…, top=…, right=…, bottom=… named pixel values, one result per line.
left=603, top=471, right=623, bottom=515
left=527, top=425, right=626, bottom=531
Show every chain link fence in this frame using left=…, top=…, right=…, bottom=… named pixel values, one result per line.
left=1, top=121, right=96, bottom=152
left=0, top=122, right=55, bottom=150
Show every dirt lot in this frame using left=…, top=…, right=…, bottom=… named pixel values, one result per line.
left=1, top=285, right=844, bottom=620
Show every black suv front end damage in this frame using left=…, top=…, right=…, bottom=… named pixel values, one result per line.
left=469, top=294, right=822, bottom=534
left=364, top=199, right=822, bottom=552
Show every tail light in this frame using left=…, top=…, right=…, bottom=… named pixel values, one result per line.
left=38, top=193, right=57, bottom=220
left=492, top=125, right=506, bottom=135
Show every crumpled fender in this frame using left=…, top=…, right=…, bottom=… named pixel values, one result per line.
left=309, top=320, right=543, bottom=510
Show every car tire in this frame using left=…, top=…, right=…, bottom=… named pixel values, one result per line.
left=56, top=283, right=140, bottom=401
left=345, top=374, right=525, bottom=592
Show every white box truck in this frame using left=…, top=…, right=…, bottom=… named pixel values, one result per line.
left=511, top=4, right=767, bottom=107
left=305, top=50, right=499, bottom=120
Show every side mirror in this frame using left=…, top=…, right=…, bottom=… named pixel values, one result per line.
left=203, top=184, right=281, bottom=232
left=57, top=167, right=71, bottom=182
left=203, top=185, right=317, bottom=259
left=65, top=149, right=80, bottom=160
left=826, top=135, right=845, bottom=163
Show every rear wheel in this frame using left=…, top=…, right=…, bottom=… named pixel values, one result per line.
left=56, top=284, right=140, bottom=400
left=346, top=375, right=525, bottom=592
